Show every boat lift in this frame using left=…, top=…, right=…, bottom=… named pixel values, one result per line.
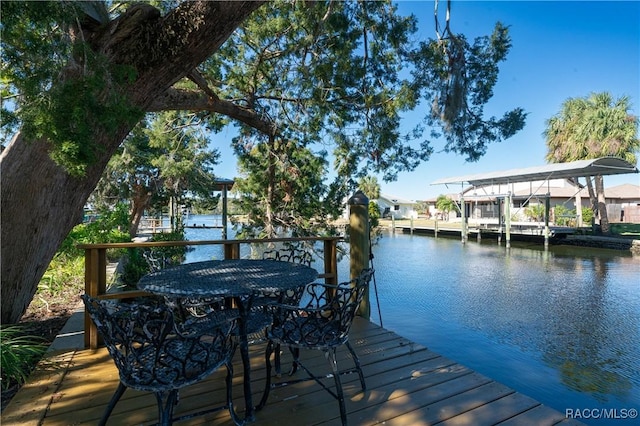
left=431, top=157, right=638, bottom=249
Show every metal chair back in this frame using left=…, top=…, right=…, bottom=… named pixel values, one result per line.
left=82, top=295, right=242, bottom=425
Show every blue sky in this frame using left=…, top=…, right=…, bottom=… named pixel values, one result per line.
left=211, top=1, right=640, bottom=201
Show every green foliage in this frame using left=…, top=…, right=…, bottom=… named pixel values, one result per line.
left=553, top=204, right=574, bottom=226
left=414, top=201, right=431, bottom=215
left=119, top=248, right=148, bottom=288
left=120, top=229, right=187, bottom=286
left=1, top=1, right=77, bottom=145
left=582, top=207, right=594, bottom=225
left=149, top=230, right=188, bottom=266
left=359, top=176, right=381, bottom=200
left=91, top=112, right=220, bottom=234
left=524, top=204, right=545, bottom=222
left=1, top=1, right=142, bottom=174
left=60, top=204, right=131, bottom=257
left=39, top=254, right=84, bottom=297
left=412, top=22, right=527, bottom=162
left=368, top=201, right=380, bottom=229
left=233, top=136, right=340, bottom=238
left=0, top=325, right=47, bottom=390
left=3, top=0, right=527, bottom=249
left=210, top=0, right=524, bottom=186
left=545, top=92, right=639, bottom=164
left=544, top=92, right=638, bottom=234
left=226, top=0, right=524, bottom=237
left=436, top=195, right=457, bottom=215
left=40, top=204, right=131, bottom=294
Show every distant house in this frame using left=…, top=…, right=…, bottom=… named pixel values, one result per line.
left=376, top=194, right=417, bottom=219
left=428, top=180, right=640, bottom=225
left=604, top=183, right=640, bottom=222
left=461, top=178, right=585, bottom=222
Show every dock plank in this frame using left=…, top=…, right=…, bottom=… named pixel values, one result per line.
left=2, top=318, right=580, bottom=426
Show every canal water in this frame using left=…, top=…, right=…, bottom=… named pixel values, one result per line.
left=184, top=215, right=640, bottom=423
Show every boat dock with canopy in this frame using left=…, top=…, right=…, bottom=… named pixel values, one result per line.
left=431, top=157, right=638, bottom=248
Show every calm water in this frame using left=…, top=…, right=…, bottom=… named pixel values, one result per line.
left=184, top=215, right=640, bottom=423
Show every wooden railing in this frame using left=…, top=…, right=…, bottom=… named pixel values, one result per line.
left=78, top=236, right=342, bottom=349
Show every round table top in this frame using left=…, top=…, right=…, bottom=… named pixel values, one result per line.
left=137, top=259, right=318, bottom=298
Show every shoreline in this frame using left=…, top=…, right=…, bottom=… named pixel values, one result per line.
left=380, top=219, right=640, bottom=255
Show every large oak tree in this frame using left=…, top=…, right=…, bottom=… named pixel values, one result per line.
left=1, top=1, right=265, bottom=324
left=1, top=0, right=525, bottom=324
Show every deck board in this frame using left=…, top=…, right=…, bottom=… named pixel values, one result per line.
left=2, top=317, right=581, bottom=426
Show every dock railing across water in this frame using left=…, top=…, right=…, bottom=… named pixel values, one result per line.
left=78, top=236, right=342, bottom=349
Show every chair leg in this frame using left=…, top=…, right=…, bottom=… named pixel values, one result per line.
left=257, top=340, right=275, bottom=411
left=327, top=349, right=348, bottom=426
left=289, top=347, right=300, bottom=375
left=155, top=390, right=179, bottom=426
left=345, top=341, right=366, bottom=391
left=224, top=360, right=244, bottom=426
left=274, top=343, right=282, bottom=377
left=99, top=382, right=127, bottom=426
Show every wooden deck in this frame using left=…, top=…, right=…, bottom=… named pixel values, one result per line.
left=3, top=317, right=582, bottom=426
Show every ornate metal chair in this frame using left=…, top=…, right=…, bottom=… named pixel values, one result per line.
left=142, top=248, right=170, bottom=272
left=81, top=294, right=243, bottom=426
left=257, top=268, right=375, bottom=425
left=262, top=245, right=313, bottom=267
left=261, top=245, right=314, bottom=374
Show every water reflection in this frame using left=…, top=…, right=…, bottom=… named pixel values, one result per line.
left=364, top=233, right=640, bottom=420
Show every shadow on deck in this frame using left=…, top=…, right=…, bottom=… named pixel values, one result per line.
left=2, top=315, right=582, bottom=425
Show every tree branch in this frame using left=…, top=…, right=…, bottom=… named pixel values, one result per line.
left=148, top=88, right=277, bottom=136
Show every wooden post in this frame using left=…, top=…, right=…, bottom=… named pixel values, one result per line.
left=460, top=194, right=467, bottom=244
left=323, top=239, right=338, bottom=285
left=349, top=190, right=370, bottom=318
left=544, top=194, right=551, bottom=249
left=497, top=198, right=503, bottom=245
left=505, top=192, right=511, bottom=249
left=575, top=190, right=583, bottom=228
left=84, top=248, right=107, bottom=349
left=221, top=184, right=229, bottom=239
left=223, top=241, right=240, bottom=259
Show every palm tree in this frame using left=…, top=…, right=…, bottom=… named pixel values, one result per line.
left=544, top=92, right=639, bottom=234
left=358, top=176, right=381, bottom=200
left=436, top=194, right=457, bottom=221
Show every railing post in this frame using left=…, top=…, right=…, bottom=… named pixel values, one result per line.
left=224, top=242, right=240, bottom=259
left=544, top=193, right=551, bottom=249
left=505, top=192, right=512, bottom=249
left=323, top=238, right=338, bottom=285
left=84, top=248, right=107, bottom=349
left=349, top=191, right=370, bottom=318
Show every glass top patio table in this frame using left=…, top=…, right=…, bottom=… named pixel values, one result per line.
left=137, top=259, right=318, bottom=421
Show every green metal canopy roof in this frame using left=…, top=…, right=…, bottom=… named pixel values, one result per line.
left=431, top=157, right=638, bottom=187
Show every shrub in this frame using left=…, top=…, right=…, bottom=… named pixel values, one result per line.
left=524, top=204, right=545, bottom=222
left=120, top=229, right=188, bottom=287
left=554, top=205, right=575, bottom=226
left=0, top=326, right=47, bottom=391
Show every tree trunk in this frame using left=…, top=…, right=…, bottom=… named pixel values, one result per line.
left=265, top=136, right=277, bottom=238
left=585, top=176, right=598, bottom=233
left=594, top=175, right=610, bottom=234
left=129, top=184, right=152, bottom=237
left=1, top=129, right=130, bottom=323
left=0, top=1, right=264, bottom=324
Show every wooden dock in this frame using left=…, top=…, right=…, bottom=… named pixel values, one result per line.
left=2, top=317, right=582, bottom=425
